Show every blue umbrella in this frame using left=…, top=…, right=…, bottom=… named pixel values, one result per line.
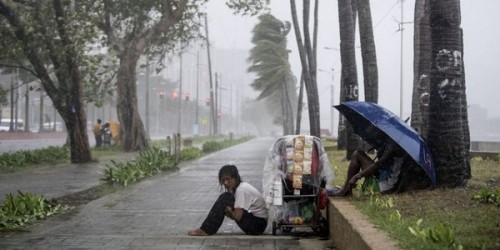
left=335, top=101, right=436, bottom=185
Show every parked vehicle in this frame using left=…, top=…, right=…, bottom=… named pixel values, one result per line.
left=42, top=122, right=66, bottom=132
left=0, top=118, right=25, bottom=132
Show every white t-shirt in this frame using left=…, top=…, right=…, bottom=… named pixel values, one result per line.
left=234, top=182, right=268, bottom=219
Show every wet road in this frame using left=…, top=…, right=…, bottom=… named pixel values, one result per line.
left=0, top=138, right=66, bottom=153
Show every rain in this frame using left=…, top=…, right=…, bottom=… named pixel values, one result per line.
left=1, top=1, right=498, bottom=142
left=0, top=1, right=499, bottom=249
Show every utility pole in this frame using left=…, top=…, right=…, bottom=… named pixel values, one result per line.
left=400, top=0, right=404, bottom=119
left=330, top=84, right=334, bottom=138
left=177, top=52, right=183, bottom=135
left=145, top=57, right=150, bottom=136
left=24, top=83, right=29, bottom=132
left=204, top=14, right=217, bottom=134
left=397, top=0, right=412, bottom=119
left=157, top=91, right=161, bottom=134
left=215, top=72, right=219, bottom=133
left=235, top=89, right=239, bottom=135
left=194, top=51, right=200, bottom=136
left=229, top=82, right=233, bottom=134
left=218, top=74, right=222, bottom=134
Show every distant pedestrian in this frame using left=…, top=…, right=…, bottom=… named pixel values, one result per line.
left=188, top=165, right=268, bottom=236
left=102, top=122, right=112, bottom=146
left=93, top=119, right=103, bottom=147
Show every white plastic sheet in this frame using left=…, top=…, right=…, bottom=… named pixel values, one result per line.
left=262, top=135, right=335, bottom=209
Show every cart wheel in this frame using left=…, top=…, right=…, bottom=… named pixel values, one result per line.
left=282, top=226, right=292, bottom=233
left=314, top=216, right=329, bottom=238
left=272, top=221, right=277, bottom=236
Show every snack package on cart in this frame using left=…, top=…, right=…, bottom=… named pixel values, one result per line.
left=262, top=135, right=335, bottom=209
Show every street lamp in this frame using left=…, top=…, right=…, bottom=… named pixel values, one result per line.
left=177, top=52, right=183, bottom=135
left=324, top=46, right=340, bottom=51
left=218, top=84, right=229, bottom=134
left=194, top=51, right=200, bottom=136
left=397, top=0, right=412, bottom=119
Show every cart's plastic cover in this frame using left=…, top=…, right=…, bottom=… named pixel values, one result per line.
left=262, top=135, right=334, bottom=208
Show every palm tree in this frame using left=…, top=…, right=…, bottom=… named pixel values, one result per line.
left=247, top=14, right=297, bottom=135
left=289, top=0, right=321, bottom=137
left=428, top=0, right=470, bottom=187
left=337, top=0, right=360, bottom=159
left=411, top=0, right=431, bottom=139
left=357, top=0, right=378, bottom=103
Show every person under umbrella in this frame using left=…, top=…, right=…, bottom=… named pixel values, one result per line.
left=330, top=129, right=407, bottom=196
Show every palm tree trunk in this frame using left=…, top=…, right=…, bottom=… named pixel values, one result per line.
left=280, top=87, right=287, bottom=135
left=357, top=0, right=378, bottom=103
left=338, top=0, right=360, bottom=159
left=303, top=0, right=321, bottom=137
left=411, top=0, right=431, bottom=139
left=459, top=30, right=471, bottom=179
left=290, top=0, right=320, bottom=137
left=295, top=72, right=304, bottom=135
left=428, top=0, right=469, bottom=187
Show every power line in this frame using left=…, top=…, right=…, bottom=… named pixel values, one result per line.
left=373, top=0, right=400, bottom=30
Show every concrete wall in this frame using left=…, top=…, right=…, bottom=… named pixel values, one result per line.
left=328, top=199, right=400, bottom=250
left=470, top=141, right=500, bottom=152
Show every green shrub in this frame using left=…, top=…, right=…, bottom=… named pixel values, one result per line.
left=180, top=147, right=202, bottom=161
left=202, top=141, right=222, bottom=153
left=0, top=146, right=69, bottom=169
left=103, top=137, right=254, bottom=186
left=202, top=136, right=254, bottom=154
left=102, top=147, right=177, bottom=186
left=409, top=219, right=463, bottom=249
left=472, top=187, right=500, bottom=206
left=93, top=144, right=122, bottom=152
left=360, top=194, right=463, bottom=250
left=149, top=139, right=167, bottom=149
left=0, top=191, right=71, bottom=231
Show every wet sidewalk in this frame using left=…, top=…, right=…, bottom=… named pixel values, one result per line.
left=0, top=137, right=329, bottom=249
left=0, top=153, right=138, bottom=204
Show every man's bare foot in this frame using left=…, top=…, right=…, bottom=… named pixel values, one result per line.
left=188, top=228, right=209, bottom=236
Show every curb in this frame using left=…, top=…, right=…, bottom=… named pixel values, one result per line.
left=328, top=198, right=400, bottom=250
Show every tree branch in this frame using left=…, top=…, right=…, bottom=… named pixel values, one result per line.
left=0, top=1, right=57, bottom=96
left=100, top=0, right=122, bottom=52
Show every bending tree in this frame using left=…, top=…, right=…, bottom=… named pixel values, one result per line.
left=95, top=0, right=205, bottom=151
left=248, top=14, right=297, bottom=135
left=0, top=0, right=97, bottom=163
left=94, top=0, right=270, bottom=151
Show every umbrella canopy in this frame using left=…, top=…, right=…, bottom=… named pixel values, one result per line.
left=335, top=101, right=436, bottom=185
left=108, top=120, right=121, bottom=144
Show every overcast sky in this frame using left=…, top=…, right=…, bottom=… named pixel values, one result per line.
left=203, top=1, right=500, bottom=131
